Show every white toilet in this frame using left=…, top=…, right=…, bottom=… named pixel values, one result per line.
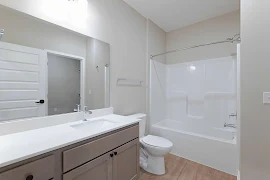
left=128, top=114, right=173, bottom=175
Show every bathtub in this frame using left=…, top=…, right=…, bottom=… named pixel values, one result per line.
left=151, top=120, right=238, bottom=175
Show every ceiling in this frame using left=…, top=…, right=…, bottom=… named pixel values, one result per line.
left=124, top=0, right=240, bottom=32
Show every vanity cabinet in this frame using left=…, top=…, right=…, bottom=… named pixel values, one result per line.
left=0, top=124, right=139, bottom=180
left=63, top=124, right=139, bottom=173
left=63, top=139, right=139, bottom=180
left=63, top=152, right=113, bottom=180
left=113, top=139, right=140, bottom=180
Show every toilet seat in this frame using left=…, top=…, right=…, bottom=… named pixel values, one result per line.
left=141, top=135, right=173, bottom=148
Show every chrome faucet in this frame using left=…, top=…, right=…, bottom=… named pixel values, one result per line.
left=224, top=123, right=237, bottom=128
left=74, top=104, right=81, bottom=112
left=83, top=106, right=92, bottom=121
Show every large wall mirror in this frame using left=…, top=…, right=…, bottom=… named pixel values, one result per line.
left=0, top=6, right=110, bottom=122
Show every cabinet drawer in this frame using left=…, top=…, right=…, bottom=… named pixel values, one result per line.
left=63, top=125, right=139, bottom=172
left=0, top=155, right=54, bottom=180
left=63, top=152, right=112, bottom=180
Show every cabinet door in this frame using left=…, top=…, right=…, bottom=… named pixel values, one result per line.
left=63, top=152, right=113, bottom=180
left=113, top=139, right=140, bottom=180
left=0, top=156, right=54, bottom=180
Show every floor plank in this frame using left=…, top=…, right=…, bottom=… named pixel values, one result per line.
left=139, top=154, right=237, bottom=180
left=196, top=165, right=216, bottom=180
left=140, top=154, right=187, bottom=180
left=177, top=160, right=200, bottom=180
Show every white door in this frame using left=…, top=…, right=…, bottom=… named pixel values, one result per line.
left=0, top=42, right=46, bottom=122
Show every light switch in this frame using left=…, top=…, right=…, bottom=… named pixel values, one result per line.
left=89, top=89, right=92, bottom=95
left=263, top=92, right=270, bottom=104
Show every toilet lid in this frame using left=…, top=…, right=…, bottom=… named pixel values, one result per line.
left=142, top=135, right=173, bottom=148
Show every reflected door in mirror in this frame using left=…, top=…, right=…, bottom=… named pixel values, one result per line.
left=0, top=42, right=46, bottom=122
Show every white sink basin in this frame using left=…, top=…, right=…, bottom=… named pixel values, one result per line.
left=70, top=119, right=118, bottom=132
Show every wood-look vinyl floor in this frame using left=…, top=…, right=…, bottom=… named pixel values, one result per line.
left=139, top=154, right=237, bottom=180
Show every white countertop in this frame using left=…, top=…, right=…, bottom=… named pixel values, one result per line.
left=0, top=114, right=140, bottom=168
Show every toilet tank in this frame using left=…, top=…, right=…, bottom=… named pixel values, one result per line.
left=127, top=113, right=146, bottom=137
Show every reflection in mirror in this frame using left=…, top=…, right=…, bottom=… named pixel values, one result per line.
left=47, top=52, right=82, bottom=116
left=0, top=6, right=110, bottom=122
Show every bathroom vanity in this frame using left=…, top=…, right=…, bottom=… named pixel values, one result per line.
left=0, top=114, right=140, bottom=180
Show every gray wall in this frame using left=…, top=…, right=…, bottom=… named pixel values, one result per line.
left=166, top=11, right=240, bottom=64
left=240, top=0, right=270, bottom=179
left=0, top=6, right=87, bottom=58
left=147, top=19, right=166, bottom=133
left=85, top=38, right=110, bottom=110
left=48, top=54, right=80, bottom=115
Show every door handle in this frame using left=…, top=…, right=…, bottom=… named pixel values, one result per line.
left=35, top=99, right=45, bottom=104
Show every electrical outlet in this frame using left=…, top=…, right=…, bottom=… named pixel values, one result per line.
left=263, top=92, right=270, bottom=104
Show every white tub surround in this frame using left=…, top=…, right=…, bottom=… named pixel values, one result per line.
left=165, top=56, right=237, bottom=128
left=0, top=108, right=140, bottom=168
left=152, top=121, right=237, bottom=175
left=150, top=56, right=238, bottom=175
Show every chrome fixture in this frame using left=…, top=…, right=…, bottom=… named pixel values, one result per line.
left=74, top=104, right=81, bottom=112
left=224, top=123, right=237, bottom=128
left=150, top=34, right=241, bottom=59
left=0, top=29, right=4, bottom=41
left=229, top=113, right=237, bottom=119
left=83, top=106, right=92, bottom=121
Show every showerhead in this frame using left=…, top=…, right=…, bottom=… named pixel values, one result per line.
left=0, top=29, right=4, bottom=41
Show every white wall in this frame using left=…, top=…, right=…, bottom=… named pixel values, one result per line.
left=0, top=0, right=147, bottom=115
left=240, top=0, right=270, bottom=179
left=147, top=20, right=166, bottom=64
left=166, top=11, right=240, bottom=64
left=147, top=20, right=166, bottom=130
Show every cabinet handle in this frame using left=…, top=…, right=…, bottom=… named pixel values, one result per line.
left=26, top=175, right=34, bottom=180
left=114, top=152, right=118, bottom=156
left=110, top=153, right=114, bottom=157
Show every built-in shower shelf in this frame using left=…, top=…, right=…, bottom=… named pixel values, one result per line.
left=116, top=78, right=143, bottom=87
left=166, top=92, right=236, bottom=101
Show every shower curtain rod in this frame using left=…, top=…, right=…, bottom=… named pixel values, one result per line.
left=150, top=34, right=241, bottom=59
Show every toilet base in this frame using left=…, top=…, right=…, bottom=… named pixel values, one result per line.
left=142, top=155, right=165, bottom=175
